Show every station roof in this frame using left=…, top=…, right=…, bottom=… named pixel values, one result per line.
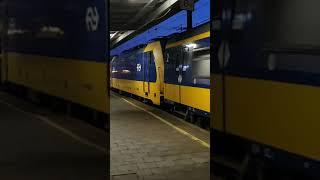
left=110, top=0, right=169, bottom=44
left=110, top=0, right=191, bottom=47
left=110, top=0, right=166, bottom=32
left=110, top=0, right=210, bottom=56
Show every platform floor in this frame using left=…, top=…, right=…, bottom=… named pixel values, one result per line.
left=110, top=92, right=210, bottom=180
left=0, top=91, right=106, bottom=179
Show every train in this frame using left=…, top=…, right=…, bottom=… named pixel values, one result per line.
left=0, top=0, right=109, bottom=126
left=212, top=0, right=320, bottom=179
left=110, top=23, right=210, bottom=128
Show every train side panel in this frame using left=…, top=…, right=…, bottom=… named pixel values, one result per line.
left=211, top=75, right=223, bottom=131
left=180, top=85, right=210, bottom=112
left=111, top=41, right=163, bottom=105
left=213, top=0, right=320, bottom=177
left=164, top=83, right=210, bottom=112
left=8, top=53, right=108, bottom=113
left=111, top=78, right=159, bottom=104
left=225, top=76, right=320, bottom=161
left=144, top=41, right=165, bottom=99
left=165, top=31, right=210, bottom=113
left=5, top=0, right=108, bottom=113
left=164, top=83, right=180, bottom=103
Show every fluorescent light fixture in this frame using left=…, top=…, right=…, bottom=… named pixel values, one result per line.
left=41, top=26, right=64, bottom=35
left=128, top=0, right=150, bottom=4
left=7, top=29, right=26, bottom=35
left=122, top=70, right=130, bottom=73
left=110, top=32, right=116, bottom=39
left=186, top=43, right=197, bottom=48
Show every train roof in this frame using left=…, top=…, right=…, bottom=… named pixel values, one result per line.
left=165, top=23, right=210, bottom=45
left=115, top=23, right=210, bottom=55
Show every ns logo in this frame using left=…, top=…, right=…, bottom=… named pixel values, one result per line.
left=137, top=64, right=142, bottom=72
left=86, top=6, right=99, bottom=32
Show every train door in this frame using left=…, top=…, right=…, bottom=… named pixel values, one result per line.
left=177, top=47, right=184, bottom=103
left=1, top=38, right=7, bottom=84
left=1, top=3, right=7, bottom=84
left=0, top=43, right=2, bottom=82
left=143, top=52, right=151, bottom=96
left=181, top=45, right=191, bottom=80
left=212, top=0, right=233, bottom=132
left=180, top=45, right=192, bottom=107
left=164, top=47, right=181, bottom=104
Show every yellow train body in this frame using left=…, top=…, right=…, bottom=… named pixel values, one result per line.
left=6, top=52, right=109, bottom=113
left=212, top=74, right=320, bottom=163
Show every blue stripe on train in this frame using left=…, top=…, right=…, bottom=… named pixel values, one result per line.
left=214, top=47, right=320, bottom=88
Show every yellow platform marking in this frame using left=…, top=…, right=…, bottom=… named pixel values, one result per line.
left=114, top=94, right=210, bottom=148
left=0, top=99, right=106, bottom=153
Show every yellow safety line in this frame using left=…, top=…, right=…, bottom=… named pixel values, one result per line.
left=117, top=95, right=210, bottom=148
left=0, top=100, right=106, bottom=153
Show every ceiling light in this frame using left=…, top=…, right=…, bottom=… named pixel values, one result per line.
left=110, top=32, right=116, bottom=39
left=186, top=43, right=197, bottom=49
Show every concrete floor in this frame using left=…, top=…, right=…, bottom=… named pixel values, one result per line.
left=0, top=91, right=106, bottom=179
left=0, top=88, right=211, bottom=180
left=110, top=92, right=210, bottom=180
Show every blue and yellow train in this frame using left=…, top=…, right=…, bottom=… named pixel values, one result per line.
left=1, top=0, right=109, bottom=125
left=212, top=0, right=320, bottom=179
left=111, top=24, right=210, bottom=127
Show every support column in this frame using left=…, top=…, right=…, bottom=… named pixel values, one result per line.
left=1, top=0, right=8, bottom=84
left=187, top=10, right=193, bottom=31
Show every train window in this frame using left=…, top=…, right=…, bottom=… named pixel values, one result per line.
left=149, top=52, right=157, bottom=82
left=165, top=47, right=182, bottom=84
left=166, top=37, right=210, bottom=86
left=192, top=47, right=210, bottom=79
left=165, top=52, right=170, bottom=63
left=166, top=47, right=181, bottom=65
left=227, top=0, right=320, bottom=84
left=182, top=38, right=210, bottom=87
left=263, top=0, right=320, bottom=49
left=110, top=56, right=117, bottom=78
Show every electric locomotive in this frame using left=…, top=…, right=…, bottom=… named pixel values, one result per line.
left=111, top=24, right=210, bottom=127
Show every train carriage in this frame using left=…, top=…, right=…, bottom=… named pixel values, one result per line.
left=164, top=25, right=210, bottom=119
left=212, top=0, right=320, bottom=178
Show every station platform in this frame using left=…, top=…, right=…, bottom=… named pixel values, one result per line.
left=0, top=90, right=106, bottom=179
left=110, top=92, right=210, bottom=180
